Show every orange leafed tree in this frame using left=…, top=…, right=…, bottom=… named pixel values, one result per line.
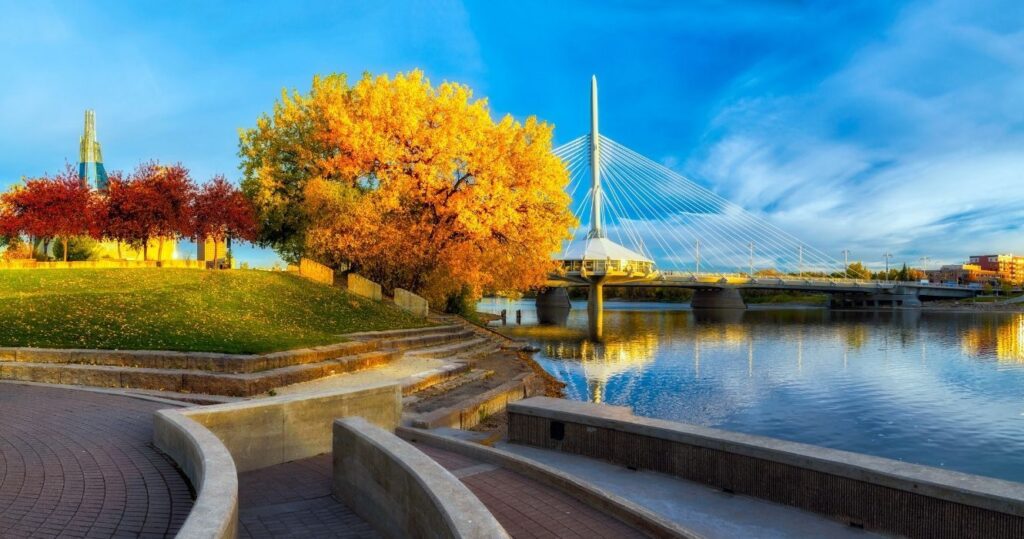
left=241, top=71, right=576, bottom=304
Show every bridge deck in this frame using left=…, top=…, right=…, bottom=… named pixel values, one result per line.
left=547, top=273, right=976, bottom=298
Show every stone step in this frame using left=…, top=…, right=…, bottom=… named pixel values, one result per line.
left=403, top=369, right=494, bottom=403
left=380, top=329, right=479, bottom=352
left=453, top=341, right=502, bottom=359
left=342, top=324, right=463, bottom=340
left=0, top=350, right=399, bottom=398
left=405, top=337, right=491, bottom=359
left=119, top=388, right=242, bottom=406
left=399, top=362, right=473, bottom=396
left=0, top=340, right=381, bottom=374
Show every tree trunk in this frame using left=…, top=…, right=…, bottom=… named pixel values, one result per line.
left=62, top=237, right=68, bottom=262
left=143, top=238, right=148, bottom=261
left=212, top=241, right=218, bottom=270
left=116, top=241, right=122, bottom=260
left=158, top=238, right=164, bottom=261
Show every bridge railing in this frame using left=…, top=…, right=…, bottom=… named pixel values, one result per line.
left=652, top=272, right=976, bottom=290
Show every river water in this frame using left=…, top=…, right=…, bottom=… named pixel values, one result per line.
left=478, top=298, right=1024, bottom=483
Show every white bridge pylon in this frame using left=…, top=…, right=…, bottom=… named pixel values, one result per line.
left=553, top=77, right=845, bottom=279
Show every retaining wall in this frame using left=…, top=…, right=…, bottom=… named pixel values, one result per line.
left=508, top=397, right=1024, bottom=539
left=0, top=259, right=204, bottom=270
left=0, top=340, right=379, bottom=373
left=394, top=288, right=428, bottom=317
left=333, top=417, right=508, bottom=539
left=347, top=273, right=383, bottom=301
left=297, top=258, right=335, bottom=285
left=179, top=383, right=401, bottom=472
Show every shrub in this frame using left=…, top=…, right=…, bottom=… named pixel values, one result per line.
left=52, top=236, right=102, bottom=261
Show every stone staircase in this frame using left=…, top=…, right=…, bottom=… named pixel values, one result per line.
left=0, top=324, right=497, bottom=400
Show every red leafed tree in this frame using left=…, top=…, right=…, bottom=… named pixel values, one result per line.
left=3, top=166, right=98, bottom=261
left=142, top=163, right=195, bottom=260
left=192, top=175, right=258, bottom=266
left=104, top=163, right=195, bottom=260
left=103, top=171, right=151, bottom=259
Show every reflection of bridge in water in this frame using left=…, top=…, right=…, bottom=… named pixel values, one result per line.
left=537, top=77, right=977, bottom=340
left=531, top=309, right=1024, bottom=406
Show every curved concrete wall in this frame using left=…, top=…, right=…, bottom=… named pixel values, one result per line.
left=153, top=409, right=238, bottom=539
left=333, top=417, right=508, bottom=539
left=183, top=383, right=401, bottom=472
left=153, top=383, right=403, bottom=538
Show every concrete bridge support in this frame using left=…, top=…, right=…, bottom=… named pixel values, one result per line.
left=690, top=288, right=746, bottom=310
left=535, top=287, right=571, bottom=325
left=829, top=289, right=922, bottom=309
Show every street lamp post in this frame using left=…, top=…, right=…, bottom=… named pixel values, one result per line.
left=842, top=249, right=850, bottom=279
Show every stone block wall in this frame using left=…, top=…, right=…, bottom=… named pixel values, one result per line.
left=297, top=258, right=334, bottom=285
left=394, top=288, right=428, bottom=317
left=347, top=273, right=382, bottom=301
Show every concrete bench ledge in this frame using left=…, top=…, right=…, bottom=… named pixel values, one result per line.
left=153, top=409, right=238, bottom=539
left=333, top=417, right=508, bottom=539
left=396, top=426, right=697, bottom=539
left=509, top=397, right=1024, bottom=538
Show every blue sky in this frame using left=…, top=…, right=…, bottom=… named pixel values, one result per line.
left=2, top=0, right=1023, bottom=268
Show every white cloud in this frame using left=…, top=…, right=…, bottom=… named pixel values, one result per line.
left=688, top=0, right=1024, bottom=268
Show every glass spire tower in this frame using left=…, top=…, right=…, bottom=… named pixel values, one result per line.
left=78, top=110, right=109, bottom=191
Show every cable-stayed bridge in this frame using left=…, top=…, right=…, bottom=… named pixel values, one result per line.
left=539, top=77, right=975, bottom=337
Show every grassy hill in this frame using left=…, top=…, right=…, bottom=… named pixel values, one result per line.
left=0, top=268, right=429, bottom=353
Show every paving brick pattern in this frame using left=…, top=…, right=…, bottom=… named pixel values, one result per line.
left=0, top=383, right=193, bottom=538
left=238, top=454, right=377, bottom=538
left=416, top=443, right=647, bottom=539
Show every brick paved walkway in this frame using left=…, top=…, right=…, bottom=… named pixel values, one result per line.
left=0, top=383, right=193, bottom=538
left=238, top=454, right=377, bottom=538
left=415, top=443, right=646, bottom=539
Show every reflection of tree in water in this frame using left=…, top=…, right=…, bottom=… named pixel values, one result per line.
left=960, top=314, right=1024, bottom=363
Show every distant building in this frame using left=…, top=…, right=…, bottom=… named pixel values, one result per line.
left=197, top=236, right=229, bottom=268
left=929, top=264, right=998, bottom=285
left=78, top=110, right=109, bottom=191
left=76, top=110, right=177, bottom=261
left=968, top=254, right=1024, bottom=284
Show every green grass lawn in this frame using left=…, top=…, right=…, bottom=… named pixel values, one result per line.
left=0, top=269, right=430, bottom=353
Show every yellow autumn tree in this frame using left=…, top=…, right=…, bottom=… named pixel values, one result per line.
left=240, top=71, right=576, bottom=305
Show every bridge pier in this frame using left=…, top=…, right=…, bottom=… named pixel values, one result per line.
left=690, top=288, right=746, bottom=310
left=829, top=289, right=922, bottom=310
left=535, top=287, right=571, bottom=325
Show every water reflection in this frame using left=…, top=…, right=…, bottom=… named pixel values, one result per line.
left=961, top=315, right=1024, bottom=363
left=480, top=298, right=1024, bottom=482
